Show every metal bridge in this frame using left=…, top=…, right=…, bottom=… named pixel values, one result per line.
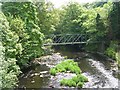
left=43, top=34, right=91, bottom=46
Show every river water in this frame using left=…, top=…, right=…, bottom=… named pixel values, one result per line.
left=17, top=46, right=119, bottom=89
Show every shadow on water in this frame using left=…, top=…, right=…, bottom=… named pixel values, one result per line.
left=17, top=45, right=119, bottom=88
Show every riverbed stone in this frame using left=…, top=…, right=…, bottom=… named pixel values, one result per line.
left=31, top=80, right=35, bottom=83
left=33, top=53, right=65, bottom=68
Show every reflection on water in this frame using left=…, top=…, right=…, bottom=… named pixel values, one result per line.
left=18, top=46, right=119, bottom=88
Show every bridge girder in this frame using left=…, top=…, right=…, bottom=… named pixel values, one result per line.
left=43, top=34, right=89, bottom=46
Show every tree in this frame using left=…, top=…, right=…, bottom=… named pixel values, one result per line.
left=56, top=2, right=85, bottom=34
left=2, top=2, right=44, bottom=67
left=36, top=1, right=59, bottom=35
left=0, top=11, right=20, bottom=88
left=109, top=2, right=120, bottom=40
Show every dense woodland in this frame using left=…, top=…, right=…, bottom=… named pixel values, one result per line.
left=0, top=0, right=120, bottom=88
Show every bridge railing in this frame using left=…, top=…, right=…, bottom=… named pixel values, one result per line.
left=43, top=34, right=89, bottom=46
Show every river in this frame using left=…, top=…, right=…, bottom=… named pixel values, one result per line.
left=17, top=46, right=119, bottom=89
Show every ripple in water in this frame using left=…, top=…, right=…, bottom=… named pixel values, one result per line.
left=88, top=59, right=118, bottom=88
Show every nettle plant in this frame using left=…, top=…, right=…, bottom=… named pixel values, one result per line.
left=0, top=11, right=21, bottom=88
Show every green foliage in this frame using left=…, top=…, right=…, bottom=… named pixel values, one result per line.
left=55, top=1, right=120, bottom=53
left=66, top=79, right=76, bottom=87
left=50, top=59, right=81, bottom=75
left=72, top=76, right=79, bottom=83
left=60, top=74, right=88, bottom=88
left=109, top=2, right=120, bottom=40
left=9, top=17, right=44, bottom=67
left=55, top=64, right=66, bottom=72
left=2, top=2, right=44, bottom=67
left=1, top=1, right=45, bottom=88
left=105, top=47, right=116, bottom=59
left=0, top=11, right=21, bottom=88
left=85, top=43, right=98, bottom=51
left=60, top=79, right=76, bottom=87
left=105, top=41, right=118, bottom=59
left=2, top=2, right=39, bottom=26
left=60, top=79, right=67, bottom=86
left=77, top=82, right=84, bottom=88
left=36, top=1, right=59, bottom=35
left=56, top=1, right=112, bottom=42
left=50, top=68, right=57, bottom=76
left=57, top=60, right=81, bottom=74
left=50, top=59, right=88, bottom=88
left=56, top=2, right=84, bottom=34
left=77, top=74, right=88, bottom=82
left=1, top=0, right=120, bottom=88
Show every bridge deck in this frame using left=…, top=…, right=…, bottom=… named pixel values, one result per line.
left=43, top=42, right=87, bottom=46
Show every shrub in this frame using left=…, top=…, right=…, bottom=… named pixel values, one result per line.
left=105, top=47, right=116, bottom=59
left=105, top=41, right=118, bottom=60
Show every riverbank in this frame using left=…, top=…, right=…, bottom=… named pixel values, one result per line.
left=17, top=50, right=119, bottom=88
